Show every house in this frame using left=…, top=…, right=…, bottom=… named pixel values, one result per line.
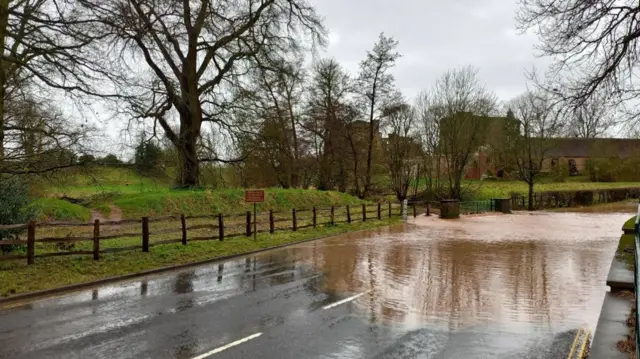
left=542, top=138, right=640, bottom=174
left=440, top=111, right=640, bottom=179
left=465, top=137, right=640, bottom=179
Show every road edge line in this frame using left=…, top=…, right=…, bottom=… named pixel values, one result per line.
left=191, top=332, right=262, bottom=359
left=322, top=290, right=371, bottom=310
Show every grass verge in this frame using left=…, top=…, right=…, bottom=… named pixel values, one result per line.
left=0, top=217, right=401, bottom=297
left=624, top=216, right=637, bottom=233
left=617, top=234, right=635, bottom=270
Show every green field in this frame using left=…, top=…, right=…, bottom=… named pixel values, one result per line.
left=469, top=179, right=640, bottom=200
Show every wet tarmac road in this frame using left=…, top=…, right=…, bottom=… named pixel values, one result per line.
left=0, top=211, right=626, bottom=358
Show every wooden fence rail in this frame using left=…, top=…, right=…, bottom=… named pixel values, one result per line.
left=0, top=202, right=402, bottom=265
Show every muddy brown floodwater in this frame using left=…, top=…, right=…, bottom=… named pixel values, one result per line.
left=268, top=210, right=628, bottom=356
left=0, top=208, right=631, bottom=359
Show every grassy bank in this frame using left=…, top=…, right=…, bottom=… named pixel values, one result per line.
left=473, top=180, right=640, bottom=200
left=28, top=198, right=92, bottom=222
left=0, top=217, right=401, bottom=297
left=22, top=188, right=368, bottom=222
left=111, top=188, right=366, bottom=219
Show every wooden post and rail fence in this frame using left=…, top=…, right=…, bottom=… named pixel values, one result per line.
left=0, top=202, right=403, bottom=266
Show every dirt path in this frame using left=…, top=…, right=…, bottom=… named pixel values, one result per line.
left=90, top=205, right=123, bottom=223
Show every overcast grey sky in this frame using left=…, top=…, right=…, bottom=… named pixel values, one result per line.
left=312, top=0, right=550, bottom=103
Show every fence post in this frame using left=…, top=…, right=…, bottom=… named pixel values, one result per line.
left=362, top=203, right=367, bottom=222
left=347, top=205, right=351, bottom=223
left=93, top=219, right=100, bottom=260
left=377, top=203, right=381, bottom=220
left=269, top=210, right=274, bottom=234
left=218, top=213, right=224, bottom=241
left=330, top=206, right=335, bottom=225
left=312, top=207, right=317, bottom=228
left=246, top=211, right=252, bottom=237
left=142, top=217, right=149, bottom=252
left=27, top=220, right=35, bottom=265
left=292, top=208, right=297, bottom=231
left=388, top=202, right=392, bottom=218
left=181, top=214, right=187, bottom=245
left=413, top=204, right=417, bottom=218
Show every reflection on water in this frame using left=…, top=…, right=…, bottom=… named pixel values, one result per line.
left=280, top=212, right=622, bottom=334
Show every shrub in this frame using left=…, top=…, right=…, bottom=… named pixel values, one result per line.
left=589, top=157, right=640, bottom=182
left=0, top=179, right=35, bottom=251
left=101, top=154, right=122, bottom=166
left=550, top=163, right=569, bottom=183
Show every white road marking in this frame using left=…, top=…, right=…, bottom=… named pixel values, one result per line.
left=191, top=332, right=262, bottom=359
left=322, top=291, right=371, bottom=310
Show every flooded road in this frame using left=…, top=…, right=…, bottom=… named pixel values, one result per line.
left=0, top=211, right=627, bottom=359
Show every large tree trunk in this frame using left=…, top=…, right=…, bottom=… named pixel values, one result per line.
left=176, top=114, right=200, bottom=187
left=363, top=119, right=374, bottom=198
left=527, top=181, right=534, bottom=211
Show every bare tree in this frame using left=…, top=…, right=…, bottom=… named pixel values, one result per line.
left=0, top=0, right=117, bottom=163
left=516, top=0, right=640, bottom=120
left=79, top=0, right=325, bottom=187
left=1, top=95, right=94, bottom=175
left=419, top=66, right=497, bottom=199
left=502, top=90, right=564, bottom=210
left=357, top=33, right=401, bottom=198
left=382, top=102, right=419, bottom=201
left=235, top=58, right=306, bottom=188
left=415, top=90, right=445, bottom=200
left=566, top=94, right=615, bottom=138
left=304, top=58, right=352, bottom=191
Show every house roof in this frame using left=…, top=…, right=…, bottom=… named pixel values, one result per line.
left=545, top=138, right=640, bottom=159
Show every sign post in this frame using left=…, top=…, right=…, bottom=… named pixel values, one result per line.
left=245, top=190, right=265, bottom=241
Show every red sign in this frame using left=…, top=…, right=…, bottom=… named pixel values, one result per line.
left=245, top=189, right=265, bottom=203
